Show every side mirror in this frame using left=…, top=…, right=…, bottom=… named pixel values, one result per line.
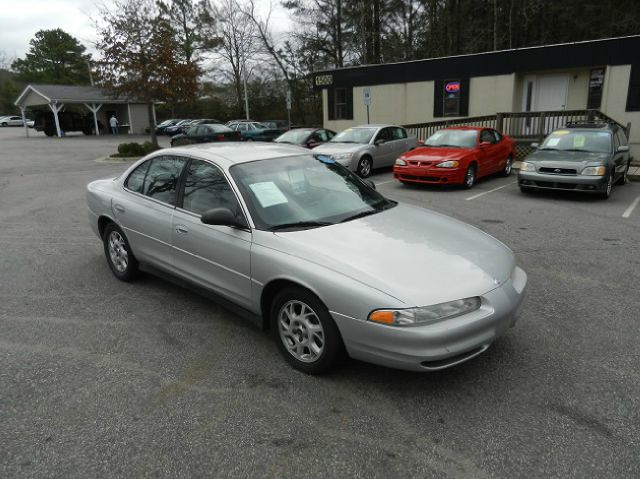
left=617, top=145, right=630, bottom=152
left=531, top=142, right=539, bottom=149
left=201, top=208, right=242, bottom=228
left=374, top=139, right=385, bottom=146
left=363, top=179, right=376, bottom=190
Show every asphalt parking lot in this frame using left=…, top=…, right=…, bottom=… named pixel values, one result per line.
left=1, top=127, right=639, bottom=478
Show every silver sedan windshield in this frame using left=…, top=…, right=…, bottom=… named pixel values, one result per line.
left=330, top=127, right=377, bottom=144
left=230, top=155, right=395, bottom=231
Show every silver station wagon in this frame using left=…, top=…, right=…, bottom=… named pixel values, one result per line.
left=87, top=143, right=527, bottom=374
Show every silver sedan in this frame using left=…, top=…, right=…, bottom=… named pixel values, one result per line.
left=87, top=143, right=527, bottom=374
left=313, top=124, right=418, bottom=178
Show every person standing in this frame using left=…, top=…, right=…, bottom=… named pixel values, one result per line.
left=109, top=114, right=119, bottom=135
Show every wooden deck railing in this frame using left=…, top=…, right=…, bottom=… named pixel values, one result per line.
left=404, top=109, right=631, bottom=143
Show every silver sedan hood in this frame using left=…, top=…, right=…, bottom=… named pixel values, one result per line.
left=261, top=203, right=515, bottom=307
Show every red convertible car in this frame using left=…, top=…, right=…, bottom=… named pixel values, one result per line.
left=393, top=126, right=516, bottom=188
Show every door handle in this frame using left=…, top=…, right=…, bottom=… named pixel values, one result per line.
left=175, top=225, right=188, bottom=234
left=114, top=204, right=125, bottom=213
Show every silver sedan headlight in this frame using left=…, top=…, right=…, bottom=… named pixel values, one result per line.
left=519, top=161, right=536, bottom=172
left=332, top=152, right=353, bottom=162
left=581, top=166, right=606, bottom=176
left=368, top=297, right=481, bottom=327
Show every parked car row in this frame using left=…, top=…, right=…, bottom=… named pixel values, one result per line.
left=162, top=117, right=631, bottom=200
left=392, top=120, right=631, bottom=199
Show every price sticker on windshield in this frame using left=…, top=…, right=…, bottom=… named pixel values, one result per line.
left=573, top=135, right=586, bottom=148
left=249, top=182, right=288, bottom=208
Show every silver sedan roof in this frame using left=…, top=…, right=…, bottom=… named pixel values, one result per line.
left=167, top=142, right=310, bottom=168
left=351, top=124, right=401, bottom=129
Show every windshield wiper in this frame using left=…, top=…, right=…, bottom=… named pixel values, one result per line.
left=340, top=209, right=378, bottom=223
left=561, top=148, right=588, bottom=152
left=430, top=144, right=461, bottom=148
left=269, top=221, right=333, bottom=231
left=539, top=147, right=558, bottom=151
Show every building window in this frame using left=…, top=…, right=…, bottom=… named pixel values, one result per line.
left=434, top=79, right=468, bottom=118
left=335, top=88, right=347, bottom=119
left=587, top=68, right=605, bottom=110
left=443, top=80, right=461, bottom=116
left=328, top=87, right=353, bottom=120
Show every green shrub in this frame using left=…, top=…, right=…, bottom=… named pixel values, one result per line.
left=142, top=141, right=159, bottom=155
left=114, top=142, right=152, bottom=157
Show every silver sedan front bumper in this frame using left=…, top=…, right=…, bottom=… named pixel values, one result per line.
left=332, top=267, right=527, bottom=371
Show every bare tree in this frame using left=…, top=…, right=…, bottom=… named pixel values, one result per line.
left=242, top=0, right=310, bottom=122
left=158, top=0, right=221, bottom=65
left=0, top=50, right=15, bottom=71
left=212, top=0, right=259, bottom=118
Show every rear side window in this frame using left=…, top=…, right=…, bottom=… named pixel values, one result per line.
left=125, top=160, right=150, bottom=193
left=145, top=156, right=187, bottom=204
left=615, top=129, right=628, bottom=146
left=392, top=127, right=407, bottom=140
left=126, top=156, right=186, bottom=205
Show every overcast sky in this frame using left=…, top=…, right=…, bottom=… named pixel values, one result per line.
left=1, top=0, right=291, bottom=61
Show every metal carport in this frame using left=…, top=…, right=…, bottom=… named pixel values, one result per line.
left=14, top=84, right=155, bottom=137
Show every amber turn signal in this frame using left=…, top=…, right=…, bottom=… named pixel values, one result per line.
left=369, top=310, right=395, bottom=324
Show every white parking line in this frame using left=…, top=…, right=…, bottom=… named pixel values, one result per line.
left=622, top=195, right=640, bottom=219
left=374, top=179, right=396, bottom=186
left=465, top=181, right=516, bottom=201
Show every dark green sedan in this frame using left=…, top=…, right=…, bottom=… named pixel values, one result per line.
left=170, top=124, right=241, bottom=147
left=518, top=122, right=631, bottom=199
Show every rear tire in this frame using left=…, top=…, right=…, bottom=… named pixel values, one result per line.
left=103, top=223, right=139, bottom=281
left=271, top=287, right=345, bottom=374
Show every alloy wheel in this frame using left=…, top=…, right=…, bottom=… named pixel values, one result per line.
left=278, top=300, right=325, bottom=363
left=358, top=157, right=372, bottom=177
left=465, top=166, right=476, bottom=188
left=504, top=157, right=513, bottom=176
left=108, top=231, right=129, bottom=273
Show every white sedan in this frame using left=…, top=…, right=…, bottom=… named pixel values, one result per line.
left=0, top=116, right=27, bottom=127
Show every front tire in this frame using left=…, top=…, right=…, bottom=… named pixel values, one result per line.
left=600, top=172, right=614, bottom=199
left=103, top=223, right=138, bottom=281
left=271, top=287, right=345, bottom=374
left=463, top=164, right=476, bottom=189
left=502, top=155, right=513, bottom=177
left=356, top=156, right=373, bottom=178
